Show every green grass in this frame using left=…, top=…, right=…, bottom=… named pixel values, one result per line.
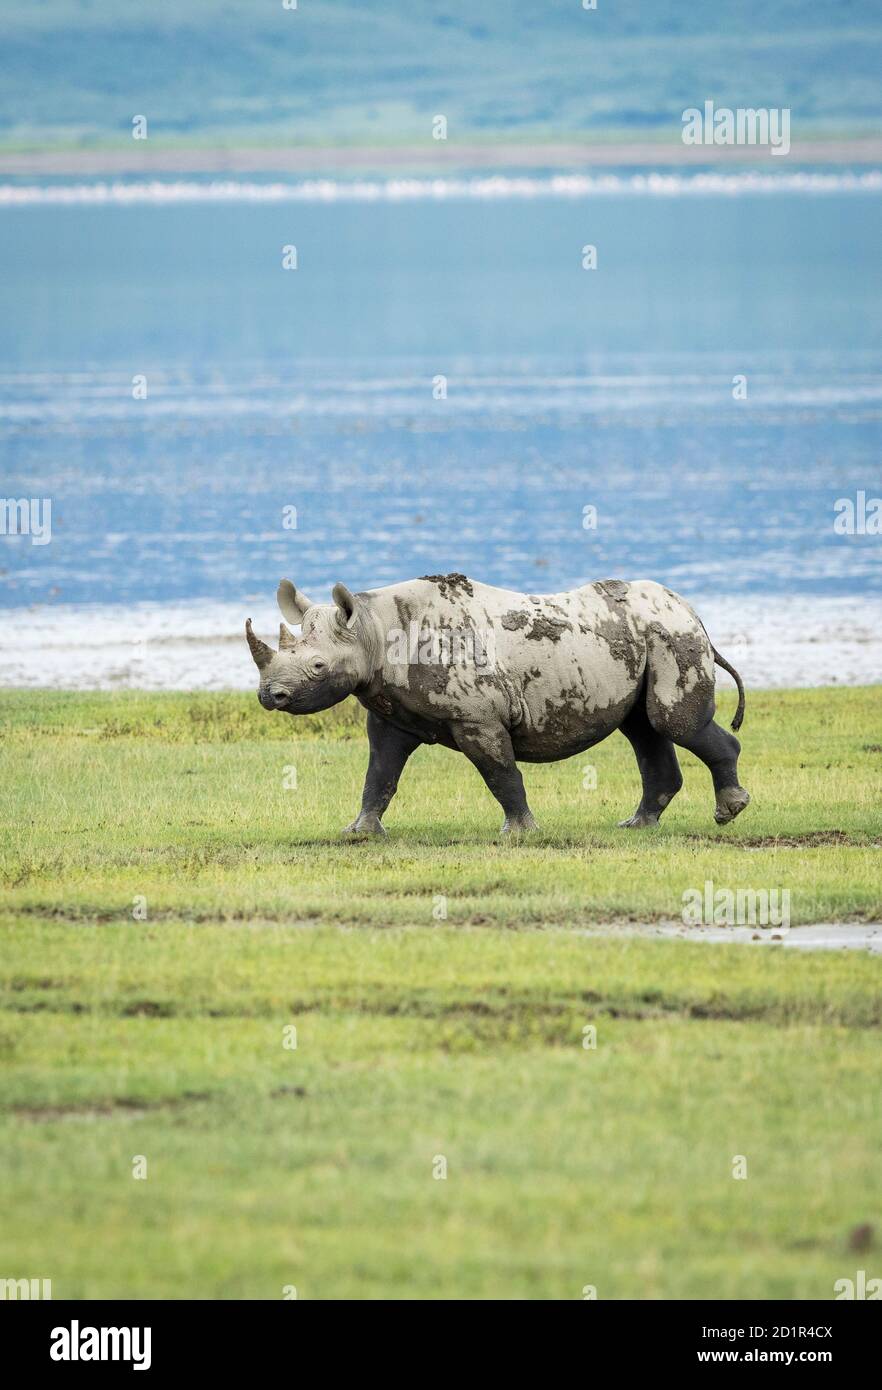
left=1, top=686, right=880, bottom=927
left=0, top=687, right=880, bottom=1298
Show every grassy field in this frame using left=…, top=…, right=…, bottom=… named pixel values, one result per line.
left=1, top=686, right=880, bottom=1299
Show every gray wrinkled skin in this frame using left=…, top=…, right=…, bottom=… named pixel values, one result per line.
left=246, top=574, right=750, bottom=835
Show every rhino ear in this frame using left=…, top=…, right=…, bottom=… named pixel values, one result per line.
left=277, top=579, right=312, bottom=624
left=332, top=582, right=358, bottom=629
left=279, top=622, right=297, bottom=650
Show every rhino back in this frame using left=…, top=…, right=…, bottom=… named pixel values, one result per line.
left=357, top=575, right=656, bottom=756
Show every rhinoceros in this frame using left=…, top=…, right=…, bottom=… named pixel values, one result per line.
left=246, top=573, right=749, bottom=835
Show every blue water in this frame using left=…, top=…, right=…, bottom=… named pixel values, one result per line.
left=1, top=181, right=881, bottom=607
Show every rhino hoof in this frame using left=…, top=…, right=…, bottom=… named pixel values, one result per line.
left=500, top=813, right=539, bottom=835
left=714, top=786, right=751, bottom=825
left=341, top=815, right=387, bottom=838
left=618, top=811, right=660, bottom=828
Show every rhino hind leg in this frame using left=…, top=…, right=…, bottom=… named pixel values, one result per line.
left=675, top=715, right=750, bottom=825
left=617, top=702, right=684, bottom=828
left=641, top=620, right=749, bottom=826
left=647, top=694, right=749, bottom=826
left=343, top=711, right=422, bottom=838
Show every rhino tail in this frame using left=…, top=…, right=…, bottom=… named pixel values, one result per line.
left=711, top=646, right=746, bottom=731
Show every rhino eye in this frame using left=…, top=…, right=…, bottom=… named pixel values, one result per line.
left=312, top=658, right=326, bottom=672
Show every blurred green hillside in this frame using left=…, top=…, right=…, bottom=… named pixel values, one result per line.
left=2, top=0, right=882, bottom=154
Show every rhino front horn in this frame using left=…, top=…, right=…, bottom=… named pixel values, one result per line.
left=245, top=618, right=274, bottom=670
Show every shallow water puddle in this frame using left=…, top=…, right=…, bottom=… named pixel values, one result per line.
left=574, top=922, right=882, bottom=953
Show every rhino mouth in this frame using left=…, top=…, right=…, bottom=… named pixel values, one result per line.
left=259, top=688, right=291, bottom=712
left=260, top=677, right=349, bottom=715
left=289, top=683, right=350, bottom=714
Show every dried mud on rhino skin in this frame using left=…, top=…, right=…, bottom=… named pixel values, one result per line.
left=419, top=572, right=475, bottom=600
left=501, top=610, right=530, bottom=631
left=525, top=615, right=573, bottom=642
left=595, top=578, right=630, bottom=604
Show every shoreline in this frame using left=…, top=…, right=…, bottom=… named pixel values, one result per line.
left=1, top=595, right=880, bottom=691
left=3, top=136, right=882, bottom=178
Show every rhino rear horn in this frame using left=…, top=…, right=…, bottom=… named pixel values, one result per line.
left=277, top=579, right=312, bottom=624
left=245, top=618, right=274, bottom=670
left=279, top=622, right=297, bottom=650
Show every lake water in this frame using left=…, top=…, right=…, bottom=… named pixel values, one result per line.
left=1, top=173, right=880, bottom=686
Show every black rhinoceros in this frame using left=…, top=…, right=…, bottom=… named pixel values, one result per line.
left=246, top=573, right=749, bottom=835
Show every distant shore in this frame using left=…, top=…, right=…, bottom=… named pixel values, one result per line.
left=2, top=136, right=882, bottom=178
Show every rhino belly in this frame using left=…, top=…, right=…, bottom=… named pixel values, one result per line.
left=508, top=632, right=644, bottom=763
left=511, top=686, right=640, bottom=762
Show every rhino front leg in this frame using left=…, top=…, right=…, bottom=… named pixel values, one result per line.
left=450, top=719, right=538, bottom=834
left=342, top=711, right=422, bottom=837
